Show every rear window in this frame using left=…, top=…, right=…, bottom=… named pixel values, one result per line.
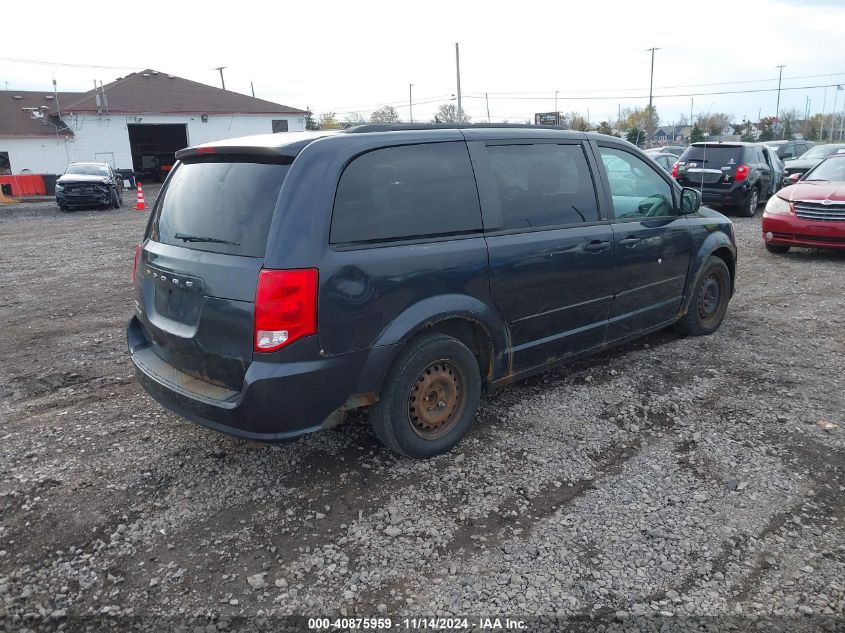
left=151, top=156, right=289, bottom=257
left=330, top=142, right=481, bottom=244
left=681, top=146, right=742, bottom=166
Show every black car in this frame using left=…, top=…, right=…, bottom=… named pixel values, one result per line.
left=765, top=139, right=815, bottom=162
left=782, top=143, right=845, bottom=185
left=127, top=125, right=737, bottom=458
left=649, top=152, right=679, bottom=173
left=56, top=162, right=124, bottom=211
left=674, top=142, right=773, bottom=217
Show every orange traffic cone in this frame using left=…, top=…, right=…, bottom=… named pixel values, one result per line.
left=135, top=183, right=146, bottom=211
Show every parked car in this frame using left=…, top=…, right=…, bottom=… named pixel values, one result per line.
left=762, top=153, right=845, bottom=253
left=782, top=143, right=845, bottom=185
left=127, top=126, right=737, bottom=458
left=765, top=139, right=815, bottom=162
left=646, top=145, right=686, bottom=158
left=649, top=152, right=679, bottom=173
left=674, top=142, right=773, bottom=217
left=55, top=162, right=124, bottom=212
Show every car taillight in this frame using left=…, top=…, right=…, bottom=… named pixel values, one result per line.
left=254, top=269, right=318, bottom=352
left=734, top=165, right=750, bottom=181
left=671, top=162, right=679, bottom=179
left=132, top=244, right=141, bottom=283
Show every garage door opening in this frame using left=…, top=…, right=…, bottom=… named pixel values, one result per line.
left=128, top=124, right=188, bottom=182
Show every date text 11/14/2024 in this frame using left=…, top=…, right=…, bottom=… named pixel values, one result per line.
left=307, top=617, right=527, bottom=630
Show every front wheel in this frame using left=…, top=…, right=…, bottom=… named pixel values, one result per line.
left=370, top=333, right=481, bottom=459
left=110, top=188, right=122, bottom=209
left=674, top=257, right=731, bottom=336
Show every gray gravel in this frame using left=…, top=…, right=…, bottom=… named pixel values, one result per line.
left=0, top=192, right=843, bottom=632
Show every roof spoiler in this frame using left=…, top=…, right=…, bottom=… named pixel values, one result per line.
left=176, top=139, right=315, bottom=161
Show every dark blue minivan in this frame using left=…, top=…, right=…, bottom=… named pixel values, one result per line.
left=128, top=125, right=737, bottom=458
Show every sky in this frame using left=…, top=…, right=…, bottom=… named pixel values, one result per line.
left=2, top=0, right=845, bottom=127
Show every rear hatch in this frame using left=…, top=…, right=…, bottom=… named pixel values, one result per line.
left=676, top=145, right=744, bottom=189
left=134, top=153, right=291, bottom=390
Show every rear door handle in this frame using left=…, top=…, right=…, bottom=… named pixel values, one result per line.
left=618, top=236, right=640, bottom=247
left=584, top=240, right=611, bottom=252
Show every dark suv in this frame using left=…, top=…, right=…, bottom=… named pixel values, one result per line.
left=674, top=142, right=772, bottom=217
left=128, top=126, right=737, bottom=458
left=56, top=162, right=124, bottom=211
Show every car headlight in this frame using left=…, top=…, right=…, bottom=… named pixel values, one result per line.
left=765, top=195, right=791, bottom=215
left=55, top=183, right=64, bottom=191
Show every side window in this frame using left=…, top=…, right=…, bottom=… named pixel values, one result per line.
left=485, top=143, right=599, bottom=229
left=598, top=147, right=675, bottom=219
left=758, top=148, right=768, bottom=165
left=330, top=142, right=481, bottom=244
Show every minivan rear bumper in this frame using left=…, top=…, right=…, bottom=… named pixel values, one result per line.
left=127, top=316, right=382, bottom=441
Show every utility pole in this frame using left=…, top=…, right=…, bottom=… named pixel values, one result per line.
left=830, top=85, right=842, bottom=143
left=213, top=66, right=227, bottom=91
left=839, top=89, right=845, bottom=141
left=690, top=98, right=694, bottom=127
left=409, top=84, right=413, bottom=123
left=775, top=64, right=786, bottom=138
left=555, top=89, right=559, bottom=121
left=645, top=47, right=660, bottom=148
left=250, top=81, right=255, bottom=98
left=455, top=43, right=463, bottom=122
left=820, top=86, right=828, bottom=140
left=804, top=95, right=811, bottom=136
left=485, top=93, right=490, bottom=123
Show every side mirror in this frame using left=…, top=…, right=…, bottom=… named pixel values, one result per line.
left=680, top=187, right=701, bottom=214
left=788, top=173, right=801, bottom=184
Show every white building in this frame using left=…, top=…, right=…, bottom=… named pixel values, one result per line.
left=0, top=69, right=307, bottom=176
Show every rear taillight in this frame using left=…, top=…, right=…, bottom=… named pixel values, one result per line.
left=734, top=165, right=750, bottom=181
left=254, top=269, right=318, bottom=352
left=671, top=162, right=679, bottom=179
left=132, top=244, right=141, bottom=283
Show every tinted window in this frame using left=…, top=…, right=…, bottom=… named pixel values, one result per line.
left=681, top=145, right=742, bottom=166
left=485, top=143, right=598, bottom=229
left=330, top=142, right=481, bottom=243
left=599, top=147, right=674, bottom=219
left=151, top=157, right=289, bottom=257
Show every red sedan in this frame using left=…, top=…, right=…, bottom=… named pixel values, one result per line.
left=762, top=153, right=845, bottom=253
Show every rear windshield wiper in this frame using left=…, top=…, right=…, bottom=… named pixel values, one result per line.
left=175, top=233, right=240, bottom=246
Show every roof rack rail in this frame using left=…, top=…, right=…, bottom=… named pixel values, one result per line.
left=345, top=122, right=570, bottom=133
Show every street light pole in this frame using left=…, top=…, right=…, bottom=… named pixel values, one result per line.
left=775, top=64, right=786, bottom=138
left=645, top=47, right=660, bottom=147
left=409, top=84, right=413, bottom=123
left=455, top=43, right=463, bottom=122
left=830, top=85, right=841, bottom=143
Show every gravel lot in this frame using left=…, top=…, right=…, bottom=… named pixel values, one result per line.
left=1, top=187, right=843, bottom=632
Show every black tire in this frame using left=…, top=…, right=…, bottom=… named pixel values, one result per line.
left=765, top=243, right=790, bottom=254
left=110, top=188, right=122, bottom=209
left=58, top=205, right=70, bottom=213
left=738, top=187, right=759, bottom=218
left=370, top=333, right=481, bottom=459
left=674, top=257, right=731, bottom=336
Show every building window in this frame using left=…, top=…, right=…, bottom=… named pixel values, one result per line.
left=272, top=120, right=289, bottom=133
left=0, top=152, right=10, bottom=175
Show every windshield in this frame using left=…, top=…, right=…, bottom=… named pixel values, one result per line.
left=801, top=145, right=841, bottom=160
left=150, top=156, right=290, bottom=257
left=804, top=156, right=845, bottom=181
left=65, top=164, right=110, bottom=176
left=680, top=146, right=742, bottom=165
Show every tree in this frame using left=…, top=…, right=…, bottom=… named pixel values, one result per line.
left=305, top=110, right=318, bottom=131
left=689, top=124, right=705, bottom=143
left=696, top=112, right=733, bottom=136
left=617, top=106, right=658, bottom=134
left=318, top=112, right=339, bottom=129
left=736, top=120, right=756, bottom=143
left=343, top=112, right=367, bottom=126
left=626, top=127, right=645, bottom=147
left=757, top=116, right=776, bottom=142
left=569, top=115, right=593, bottom=132
left=595, top=121, right=615, bottom=136
left=780, top=107, right=800, bottom=140
left=432, top=103, right=470, bottom=123
left=370, top=105, right=400, bottom=123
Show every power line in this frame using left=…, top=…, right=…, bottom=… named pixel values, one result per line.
left=0, top=55, right=142, bottom=70
left=464, top=82, right=843, bottom=102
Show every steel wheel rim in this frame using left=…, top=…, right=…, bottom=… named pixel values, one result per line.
left=698, top=273, right=722, bottom=324
left=408, top=360, right=464, bottom=440
left=749, top=190, right=758, bottom=214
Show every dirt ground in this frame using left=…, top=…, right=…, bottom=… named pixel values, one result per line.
left=0, top=187, right=843, bottom=632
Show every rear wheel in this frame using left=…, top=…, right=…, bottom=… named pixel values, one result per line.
left=370, top=333, right=481, bottom=459
left=674, top=257, right=731, bottom=336
left=765, top=243, right=790, bottom=254
left=739, top=187, right=759, bottom=218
